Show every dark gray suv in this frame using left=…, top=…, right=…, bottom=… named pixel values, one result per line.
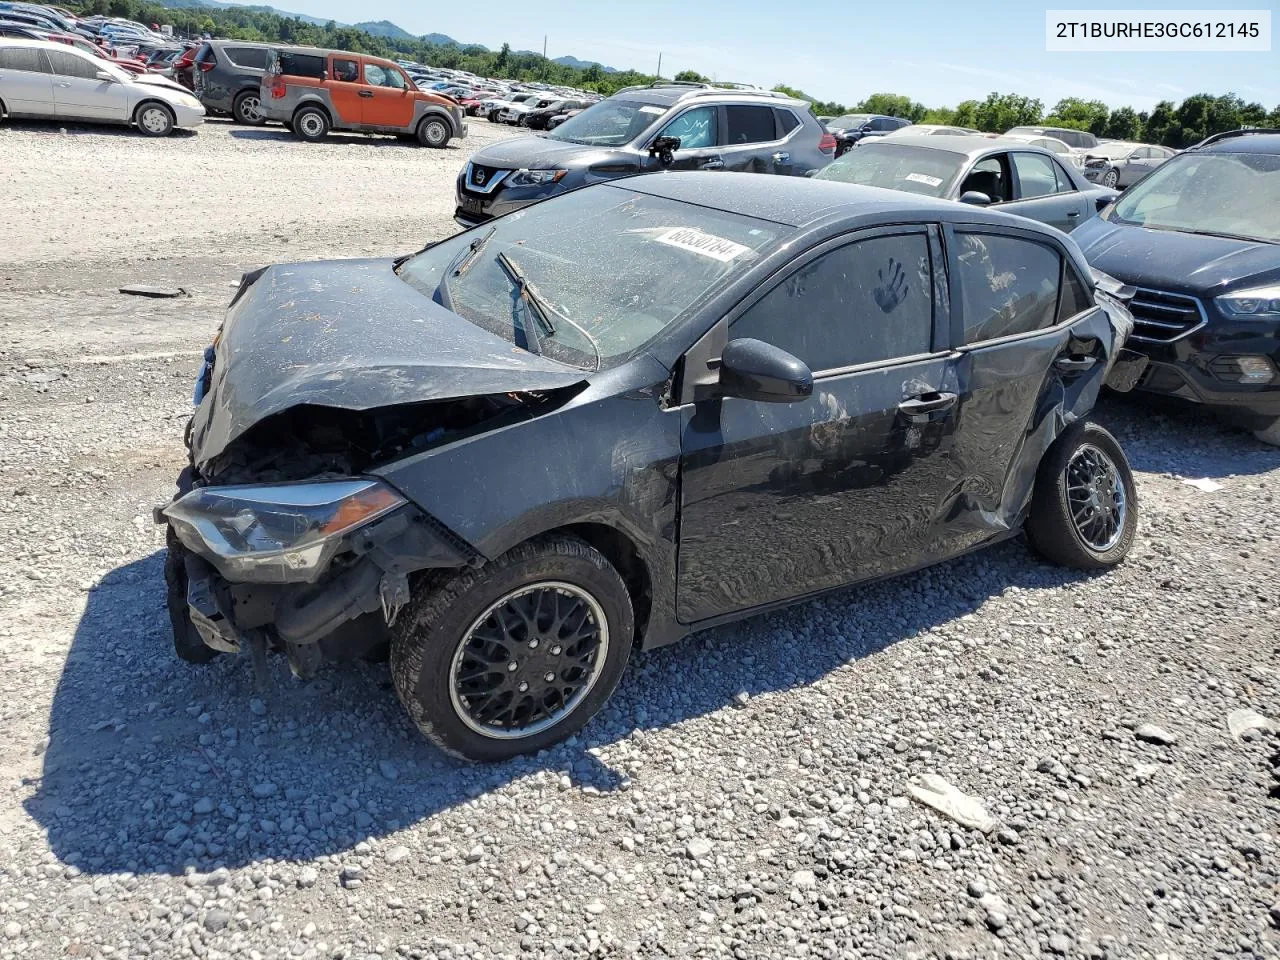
left=455, top=81, right=836, bottom=226
left=193, top=39, right=271, bottom=125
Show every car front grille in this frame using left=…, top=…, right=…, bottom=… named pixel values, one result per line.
left=1127, top=288, right=1206, bottom=343
left=464, top=162, right=509, bottom=195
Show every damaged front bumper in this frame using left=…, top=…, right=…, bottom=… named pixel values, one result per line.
left=160, top=481, right=477, bottom=675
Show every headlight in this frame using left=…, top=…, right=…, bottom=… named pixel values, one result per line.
left=1216, top=284, right=1280, bottom=318
left=508, top=168, right=567, bottom=187
left=164, top=479, right=406, bottom=583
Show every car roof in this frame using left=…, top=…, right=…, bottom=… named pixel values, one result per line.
left=267, top=43, right=393, bottom=63
left=612, top=170, right=1050, bottom=232
left=1196, top=130, right=1280, bottom=154
left=610, top=84, right=805, bottom=109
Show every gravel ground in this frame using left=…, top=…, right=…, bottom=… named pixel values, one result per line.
left=1, top=117, right=1279, bottom=960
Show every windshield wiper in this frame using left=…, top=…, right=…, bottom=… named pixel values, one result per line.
left=1179, top=227, right=1275, bottom=245
left=496, top=251, right=602, bottom=369
left=435, top=226, right=496, bottom=310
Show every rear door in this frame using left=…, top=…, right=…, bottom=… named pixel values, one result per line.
left=0, top=45, right=54, bottom=115
left=721, top=103, right=791, bottom=174
left=1004, top=151, right=1088, bottom=231
left=360, top=59, right=415, bottom=130
left=676, top=226, right=962, bottom=622
left=326, top=54, right=363, bottom=127
left=941, top=225, right=1101, bottom=553
left=44, top=47, right=127, bottom=120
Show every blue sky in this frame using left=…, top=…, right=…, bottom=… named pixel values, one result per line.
left=292, top=0, right=1278, bottom=110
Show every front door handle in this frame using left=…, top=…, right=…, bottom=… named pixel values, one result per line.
left=698, top=157, right=724, bottom=170
left=57, top=81, right=72, bottom=88
left=1054, top=355, right=1097, bottom=375
left=358, top=90, right=374, bottom=98
left=772, top=151, right=790, bottom=163
left=898, top=391, right=957, bottom=422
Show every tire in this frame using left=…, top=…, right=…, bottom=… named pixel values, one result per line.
left=163, top=532, right=220, bottom=664
left=135, top=101, right=175, bottom=137
left=232, top=89, right=265, bottom=126
left=1102, top=168, right=1119, bottom=189
left=292, top=106, right=329, bottom=142
left=1254, top=418, right=1280, bottom=447
left=390, top=535, right=634, bottom=762
left=1026, top=420, right=1137, bottom=570
left=416, top=115, right=451, bottom=148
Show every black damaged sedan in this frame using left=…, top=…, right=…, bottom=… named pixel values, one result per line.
left=163, top=173, right=1141, bottom=761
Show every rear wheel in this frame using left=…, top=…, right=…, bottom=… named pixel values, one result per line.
left=390, top=535, right=634, bottom=762
left=1026, top=421, right=1137, bottom=569
left=1254, top=418, right=1280, bottom=447
left=292, top=106, right=329, bottom=142
left=417, top=116, right=451, bottom=148
left=232, top=89, right=265, bottom=125
left=135, top=102, right=175, bottom=137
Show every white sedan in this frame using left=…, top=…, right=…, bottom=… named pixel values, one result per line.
left=0, top=38, right=204, bottom=135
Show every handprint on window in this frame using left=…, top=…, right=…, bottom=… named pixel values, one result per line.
left=874, top=257, right=908, bottom=313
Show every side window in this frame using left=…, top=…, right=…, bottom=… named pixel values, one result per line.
left=955, top=232, right=1061, bottom=344
left=1012, top=152, right=1060, bottom=198
left=775, top=108, right=800, bottom=135
left=365, top=64, right=406, bottom=89
left=280, top=53, right=326, bottom=78
left=731, top=233, right=934, bottom=371
left=45, top=50, right=98, bottom=80
left=331, top=58, right=359, bottom=82
left=1051, top=158, right=1076, bottom=192
left=1058, top=262, right=1093, bottom=321
left=226, top=47, right=267, bottom=70
left=960, top=156, right=1012, bottom=203
left=0, top=47, right=45, bottom=72
left=725, top=104, right=778, bottom=144
left=658, top=105, right=717, bottom=150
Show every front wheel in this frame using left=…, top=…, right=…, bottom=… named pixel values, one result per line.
left=390, top=535, right=634, bottom=762
left=417, top=116, right=451, bottom=148
left=1026, top=421, right=1137, bottom=569
left=135, top=102, right=175, bottom=137
left=1102, top=168, right=1120, bottom=189
left=1254, top=418, right=1280, bottom=447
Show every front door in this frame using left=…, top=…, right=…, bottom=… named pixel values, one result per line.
left=676, top=226, right=962, bottom=623
left=360, top=61, right=415, bottom=130
left=0, top=45, right=54, bottom=115
left=45, top=48, right=127, bottom=121
left=650, top=105, right=723, bottom=171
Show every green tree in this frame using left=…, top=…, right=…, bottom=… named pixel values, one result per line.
left=1045, top=97, right=1109, bottom=134
left=951, top=100, right=980, bottom=128
left=674, top=70, right=707, bottom=83
left=495, top=42, right=511, bottom=70
left=1144, top=100, right=1180, bottom=146
left=1103, top=106, right=1141, bottom=140
left=971, top=92, right=1043, bottom=132
left=856, top=92, right=926, bottom=123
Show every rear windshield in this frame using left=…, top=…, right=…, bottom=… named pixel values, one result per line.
left=267, top=49, right=326, bottom=79
left=398, top=186, right=788, bottom=370
left=547, top=99, right=667, bottom=147
left=814, top=142, right=965, bottom=197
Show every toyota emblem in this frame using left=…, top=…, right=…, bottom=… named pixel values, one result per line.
left=474, top=169, right=487, bottom=185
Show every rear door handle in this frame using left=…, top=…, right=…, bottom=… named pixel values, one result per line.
left=358, top=90, right=374, bottom=98
left=1066, top=210, right=1081, bottom=218
left=56, top=81, right=72, bottom=88
left=898, top=391, right=957, bottom=421
left=1054, top=355, right=1097, bottom=374
left=772, top=151, right=790, bottom=163
left=699, top=157, right=724, bottom=170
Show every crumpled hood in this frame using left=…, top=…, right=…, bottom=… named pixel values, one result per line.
left=1073, top=216, right=1280, bottom=295
left=469, top=135, right=624, bottom=170
left=189, top=258, right=586, bottom=471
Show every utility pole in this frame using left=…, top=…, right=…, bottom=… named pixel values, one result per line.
left=542, top=34, right=548, bottom=80
left=656, top=52, right=662, bottom=78
left=542, top=34, right=547, bottom=58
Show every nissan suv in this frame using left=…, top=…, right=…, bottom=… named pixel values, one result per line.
left=1071, top=129, right=1280, bottom=444
left=455, top=81, right=836, bottom=226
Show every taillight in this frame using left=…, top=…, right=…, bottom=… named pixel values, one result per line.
left=819, top=132, right=837, bottom=154
left=198, top=60, right=215, bottom=72
left=270, top=76, right=286, bottom=99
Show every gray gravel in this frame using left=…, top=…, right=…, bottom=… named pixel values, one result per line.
left=1, top=117, right=1279, bottom=960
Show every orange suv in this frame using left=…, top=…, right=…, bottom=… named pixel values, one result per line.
left=261, top=46, right=467, bottom=147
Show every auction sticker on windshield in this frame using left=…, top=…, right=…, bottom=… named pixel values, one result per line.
left=654, top=227, right=751, bottom=262
left=906, top=173, right=944, bottom=187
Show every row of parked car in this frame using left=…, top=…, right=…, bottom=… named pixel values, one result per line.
left=453, top=80, right=1280, bottom=447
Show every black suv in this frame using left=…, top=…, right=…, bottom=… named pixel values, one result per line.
left=826, top=113, right=911, bottom=156
left=1072, top=129, right=1280, bottom=444
left=193, top=39, right=272, bottom=125
left=455, top=81, right=836, bottom=226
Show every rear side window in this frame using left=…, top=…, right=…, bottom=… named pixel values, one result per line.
left=731, top=232, right=934, bottom=370
left=225, top=46, right=267, bottom=70
left=277, top=52, right=326, bottom=79
left=726, top=104, right=778, bottom=144
left=775, top=108, right=800, bottom=135
left=955, top=232, right=1061, bottom=344
left=1012, top=152, right=1060, bottom=198
left=332, top=57, right=358, bottom=82
left=45, top=49, right=98, bottom=79
left=0, top=47, right=45, bottom=71
left=1058, top=264, right=1093, bottom=321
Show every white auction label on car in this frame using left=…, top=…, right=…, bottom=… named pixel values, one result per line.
left=638, top=105, right=666, bottom=115
left=905, top=172, right=944, bottom=187
left=654, top=228, right=751, bottom=262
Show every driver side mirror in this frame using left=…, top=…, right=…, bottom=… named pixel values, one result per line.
left=1095, top=195, right=1113, bottom=212
left=95, top=70, right=116, bottom=82
left=859, top=123, right=873, bottom=132
left=718, top=338, right=812, bottom=403
left=959, top=190, right=992, bottom=206
left=648, top=135, right=682, bottom=167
